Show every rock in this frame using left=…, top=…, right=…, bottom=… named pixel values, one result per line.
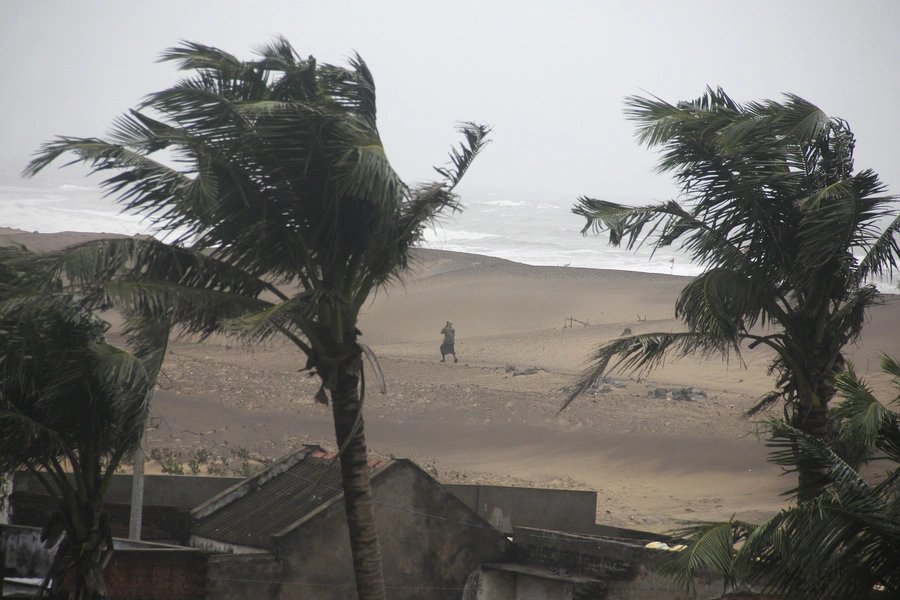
left=613, top=381, right=627, bottom=389
left=513, top=367, right=539, bottom=376
left=599, top=386, right=611, bottom=393
left=653, top=388, right=668, bottom=399
left=671, top=389, right=691, bottom=401
left=505, top=364, right=516, bottom=373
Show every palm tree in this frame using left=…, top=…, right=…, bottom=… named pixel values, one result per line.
left=24, top=38, right=490, bottom=599
left=660, top=355, right=900, bottom=600
left=568, top=89, right=900, bottom=454
left=0, top=249, right=156, bottom=599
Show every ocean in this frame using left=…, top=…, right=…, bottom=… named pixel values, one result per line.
left=2, top=179, right=897, bottom=292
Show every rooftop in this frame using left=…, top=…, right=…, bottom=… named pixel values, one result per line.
left=192, top=449, right=387, bottom=549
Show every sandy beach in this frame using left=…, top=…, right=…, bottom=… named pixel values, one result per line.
left=5, top=228, right=900, bottom=533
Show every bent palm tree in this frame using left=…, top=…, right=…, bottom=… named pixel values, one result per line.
left=0, top=249, right=156, bottom=599
left=569, top=89, right=900, bottom=453
left=25, top=38, right=490, bottom=599
left=661, top=355, right=900, bottom=600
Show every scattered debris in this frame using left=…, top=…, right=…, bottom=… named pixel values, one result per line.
left=563, top=317, right=590, bottom=328
left=513, top=366, right=540, bottom=376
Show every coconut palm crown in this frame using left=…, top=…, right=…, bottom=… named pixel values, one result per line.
left=0, top=247, right=156, bottom=599
left=661, top=355, right=900, bottom=600
left=24, top=38, right=490, bottom=600
left=568, top=88, right=900, bottom=444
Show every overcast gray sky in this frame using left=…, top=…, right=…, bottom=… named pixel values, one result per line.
left=4, top=0, right=899, bottom=204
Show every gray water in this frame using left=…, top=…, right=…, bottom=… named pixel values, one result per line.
left=3, top=179, right=897, bottom=292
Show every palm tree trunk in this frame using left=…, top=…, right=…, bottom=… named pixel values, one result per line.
left=74, top=559, right=109, bottom=600
left=793, top=404, right=829, bottom=502
left=330, top=350, right=387, bottom=600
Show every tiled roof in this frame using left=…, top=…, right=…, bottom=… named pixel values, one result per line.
left=192, top=450, right=386, bottom=549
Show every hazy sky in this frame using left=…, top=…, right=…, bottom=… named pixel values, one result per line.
left=4, top=0, right=899, bottom=205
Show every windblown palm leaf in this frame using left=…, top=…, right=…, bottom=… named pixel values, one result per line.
left=661, top=357, right=900, bottom=600
left=0, top=264, right=155, bottom=599
left=657, top=519, right=757, bottom=596
left=561, top=331, right=728, bottom=411
left=24, top=38, right=489, bottom=600
left=571, top=87, right=899, bottom=447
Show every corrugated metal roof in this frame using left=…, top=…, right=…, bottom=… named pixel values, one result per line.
left=191, top=452, right=385, bottom=549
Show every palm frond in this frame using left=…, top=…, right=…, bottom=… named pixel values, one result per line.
left=853, top=210, right=900, bottom=285
left=0, top=296, right=153, bottom=473
left=674, top=268, right=758, bottom=339
left=883, top=354, right=900, bottom=384
left=735, top=497, right=900, bottom=599
left=831, top=368, right=894, bottom=448
left=560, top=331, right=729, bottom=412
left=746, top=390, right=783, bottom=417
left=759, top=418, right=871, bottom=500
left=223, top=290, right=322, bottom=343
left=433, top=122, right=493, bottom=189
left=572, top=198, right=685, bottom=249
left=659, top=519, right=757, bottom=596
left=0, top=410, right=69, bottom=473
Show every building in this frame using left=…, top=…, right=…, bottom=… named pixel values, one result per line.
left=192, top=446, right=512, bottom=600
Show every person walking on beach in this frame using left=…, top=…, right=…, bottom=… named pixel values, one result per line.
left=440, top=321, right=458, bottom=363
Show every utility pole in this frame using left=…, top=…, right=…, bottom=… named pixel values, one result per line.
left=128, top=438, right=145, bottom=540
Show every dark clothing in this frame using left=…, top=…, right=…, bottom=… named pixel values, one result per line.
left=440, top=323, right=457, bottom=362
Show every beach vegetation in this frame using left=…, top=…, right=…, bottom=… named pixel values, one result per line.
left=24, top=38, right=489, bottom=599
left=661, top=354, right=900, bottom=599
left=569, top=89, right=900, bottom=492
left=0, top=247, right=157, bottom=599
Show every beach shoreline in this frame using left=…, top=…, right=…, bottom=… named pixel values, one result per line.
left=5, top=228, right=900, bottom=532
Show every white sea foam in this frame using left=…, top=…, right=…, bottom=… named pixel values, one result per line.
left=1, top=181, right=897, bottom=293
left=478, top=199, right=528, bottom=207
left=423, top=229, right=500, bottom=243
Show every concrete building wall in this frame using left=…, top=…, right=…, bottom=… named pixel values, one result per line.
left=446, top=484, right=661, bottom=541
left=10, top=472, right=243, bottom=546
left=468, top=569, right=579, bottom=600
left=13, top=471, right=242, bottom=510
left=468, top=568, right=516, bottom=600
left=510, top=574, right=575, bottom=600
left=1, top=524, right=59, bottom=579
left=206, top=552, right=282, bottom=600
left=11, top=491, right=192, bottom=545
left=513, top=527, right=727, bottom=600
left=447, top=485, right=597, bottom=534
left=265, top=460, right=511, bottom=600
left=2, top=525, right=210, bottom=600
left=94, top=547, right=209, bottom=600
